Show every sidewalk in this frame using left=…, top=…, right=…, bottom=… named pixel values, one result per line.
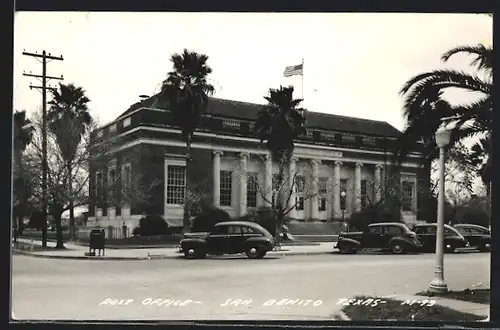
left=13, top=238, right=335, bottom=260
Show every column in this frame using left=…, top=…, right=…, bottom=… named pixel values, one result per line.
left=264, top=153, right=273, bottom=206
left=333, top=161, right=342, bottom=219
left=239, top=152, right=248, bottom=216
left=212, top=151, right=222, bottom=207
left=310, top=159, right=319, bottom=220
left=288, top=156, right=298, bottom=219
left=374, top=164, right=382, bottom=202
left=354, top=162, right=363, bottom=211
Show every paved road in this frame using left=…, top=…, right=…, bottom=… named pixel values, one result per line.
left=12, top=252, right=490, bottom=321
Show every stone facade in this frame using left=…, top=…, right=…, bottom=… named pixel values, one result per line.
left=87, top=96, right=428, bottom=234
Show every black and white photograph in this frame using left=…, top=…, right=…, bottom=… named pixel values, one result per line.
left=11, top=11, right=492, bottom=323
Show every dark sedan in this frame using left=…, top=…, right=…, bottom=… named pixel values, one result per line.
left=411, top=223, right=469, bottom=253
left=454, top=224, right=491, bottom=252
left=180, top=221, right=276, bottom=259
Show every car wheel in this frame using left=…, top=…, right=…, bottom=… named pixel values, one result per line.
left=479, top=244, right=491, bottom=252
left=256, top=250, right=267, bottom=259
left=246, top=246, right=260, bottom=259
left=338, top=244, right=350, bottom=254
left=184, top=248, right=197, bottom=259
left=390, top=242, right=405, bottom=254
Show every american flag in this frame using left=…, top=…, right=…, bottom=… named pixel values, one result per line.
left=283, top=63, right=303, bottom=77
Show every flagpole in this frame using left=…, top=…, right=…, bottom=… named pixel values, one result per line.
left=301, top=58, right=304, bottom=100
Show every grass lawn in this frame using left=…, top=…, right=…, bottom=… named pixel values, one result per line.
left=341, top=295, right=484, bottom=321
left=416, top=289, right=490, bottom=305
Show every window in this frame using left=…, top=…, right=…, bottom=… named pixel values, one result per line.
left=121, top=163, right=132, bottom=197
left=247, top=172, right=258, bottom=208
left=386, top=226, right=403, bottom=234
left=444, top=228, right=455, bottom=236
left=306, top=129, right=314, bottom=139
left=296, top=197, right=305, bottom=211
left=413, top=226, right=427, bottom=234
left=166, top=165, right=186, bottom=205
left=341, top=134, right=356, bottom=143
left=402, top=181, right=415, bottom=211
left=108, top=166, right=116, bottom=200
left=213, top=225, right=228, bottom=235
left=321, top=131, right=336, bottom=140
left=428, top=226, right=437, bottom=234
left=272, top=174, right=280, bottom=207
left=248, top=122, right=255, bottom=131
left=109, top=124, right=117, bottom=133
left=295, top=175, right=305, bottom=211
left=95, top=171, right=103, bottom=200
left=295, top=175, right=305, bottom=193
left=468, top=228, right=484, bottom=235
left=318, top=177, right=328, bottom=212
left=369, top=226, right=383, bottom=234
left=222, top=119, right=240, bottom=129
left=220, top=170, right=232, bottom=206
left=456, top=227, right=469, bottom=235
left=360, top=179, right=368, bottom=209
left=97, top=130, right=103, bottom=137
left=340, top=179, right=348, bottom=210
left=123, top=117, right=131, bottom=127
left=241, top=226, right=256, bottom=234
left=228, top=226, right=242, bottom=234
left=362, top=136, right=376, bottom=146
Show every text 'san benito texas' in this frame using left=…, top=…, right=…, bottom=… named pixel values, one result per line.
left=12, top=11, right=491, bottom=323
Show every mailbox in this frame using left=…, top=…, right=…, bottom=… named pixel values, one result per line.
left=89, top=229, right=105, bottom=256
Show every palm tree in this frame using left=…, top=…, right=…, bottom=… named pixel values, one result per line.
left=13, top=110, right=34, bottom=240
left=47, top=83, right=92, bottom=244
left=470, top=133, right=492, bottom=196
left=395, top=44, right=492, bottom=198
left=397, top=44, right=492, bottom=158
left=158, top=49, right=215, bottom=232
left=255, top=85, right=307, bottom=231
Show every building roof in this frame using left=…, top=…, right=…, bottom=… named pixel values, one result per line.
left=116, top=94, right=402, bottom=138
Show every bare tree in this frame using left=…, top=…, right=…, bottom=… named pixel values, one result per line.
left=23, top=111, right=103, bottom=248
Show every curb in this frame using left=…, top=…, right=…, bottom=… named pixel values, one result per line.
left=13, top=249, right=334, bottom=260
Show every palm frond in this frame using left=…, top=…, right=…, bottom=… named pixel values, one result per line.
left=441, top=44, right=493, bottom=72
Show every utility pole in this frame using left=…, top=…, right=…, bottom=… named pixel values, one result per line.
left=22, top=50, right=63, bottom=248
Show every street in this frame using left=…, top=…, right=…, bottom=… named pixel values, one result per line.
left=12, top=252, right=490, bottom=320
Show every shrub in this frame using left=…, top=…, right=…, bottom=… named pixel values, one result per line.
left=253, top=207, right=277, bottom=236
left=347, top=202, right=403, bottom=232
left=455, top=206, right=490, bottom=228
left=136, top=215, right=170, bottom=236
left=190, top=207, right=231, bottom=232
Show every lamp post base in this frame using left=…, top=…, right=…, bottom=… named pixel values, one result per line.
left=429, top=277, right=448, bottom=293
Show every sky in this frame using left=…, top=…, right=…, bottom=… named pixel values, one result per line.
left=13, top=12, right=492, bottom=131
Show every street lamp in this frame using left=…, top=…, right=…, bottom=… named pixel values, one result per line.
left=429, top=124, right=452, bottom=293
left=340, top=191, right=346, bottom=231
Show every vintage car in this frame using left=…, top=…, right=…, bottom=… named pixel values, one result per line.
left=335, top=222, right=422, bottom=254
left=453, top=224, right=491, bottom=252
left=411, top=223, right=469, bottom=253
left=180, top=221, right=276, bottom=259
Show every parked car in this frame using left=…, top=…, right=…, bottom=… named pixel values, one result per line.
left=411, top=223, right=469, bottom=253
left=335, top=222, right=422, bottom=254
left=180, top=221, right=276, bottom=259
left=453, top=224, right=491, bottom=252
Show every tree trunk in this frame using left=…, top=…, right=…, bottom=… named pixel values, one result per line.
left=67, top=163, right=76, bottom=240
left=275, top=165, right=285, bottom=237
left=182, top=139, right=192, bottom=233
left=54, top=211, right=65, bottom=249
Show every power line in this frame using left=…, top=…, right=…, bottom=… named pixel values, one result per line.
left=22, top=50, right=64, bottom=248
